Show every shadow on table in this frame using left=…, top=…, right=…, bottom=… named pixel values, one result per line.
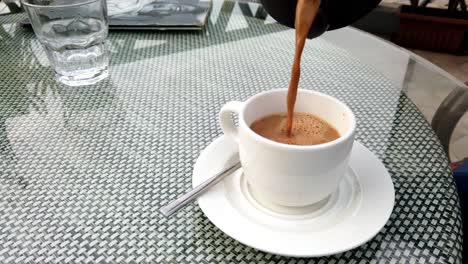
left=0, top=17, right=55, bottom=189
left=59, top=79, right=119, bottom=133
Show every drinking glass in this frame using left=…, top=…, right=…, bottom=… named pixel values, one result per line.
left=22, top=0, right=109, bottom=86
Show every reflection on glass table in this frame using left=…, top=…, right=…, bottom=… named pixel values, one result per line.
left=321, top=26, right=468, bottom=163
left=108, top=0, right=212, bottom=29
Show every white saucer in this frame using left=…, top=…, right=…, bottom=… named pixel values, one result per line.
left=193, top=136, right=395, bottom=257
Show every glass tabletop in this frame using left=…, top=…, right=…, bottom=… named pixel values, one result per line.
left=320, top=26, right=468, bottom=163
left=0, top=0, right=463, bottom=263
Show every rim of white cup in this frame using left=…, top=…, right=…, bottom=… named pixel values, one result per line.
left=240, top=89, right=357, bottom=151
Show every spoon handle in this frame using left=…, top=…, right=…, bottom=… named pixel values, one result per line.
left=160, top=162, right=242, bottom=217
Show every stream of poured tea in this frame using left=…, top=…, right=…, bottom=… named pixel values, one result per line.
left=286, top=0, right=321, bottom=136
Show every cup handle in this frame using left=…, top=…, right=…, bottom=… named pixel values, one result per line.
left=219, top=101, right=244, bottom=142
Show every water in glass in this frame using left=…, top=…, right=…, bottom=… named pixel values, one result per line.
left=23, top=0, right=109, bottom=86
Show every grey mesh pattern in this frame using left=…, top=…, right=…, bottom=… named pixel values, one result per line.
left=0, top=1, right=462, bottom=263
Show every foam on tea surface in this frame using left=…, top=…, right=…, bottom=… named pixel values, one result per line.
left=250, top=113, right=339, bottom=146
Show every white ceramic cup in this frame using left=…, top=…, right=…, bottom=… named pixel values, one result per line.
left=219, top=89, right=356, bottom=207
